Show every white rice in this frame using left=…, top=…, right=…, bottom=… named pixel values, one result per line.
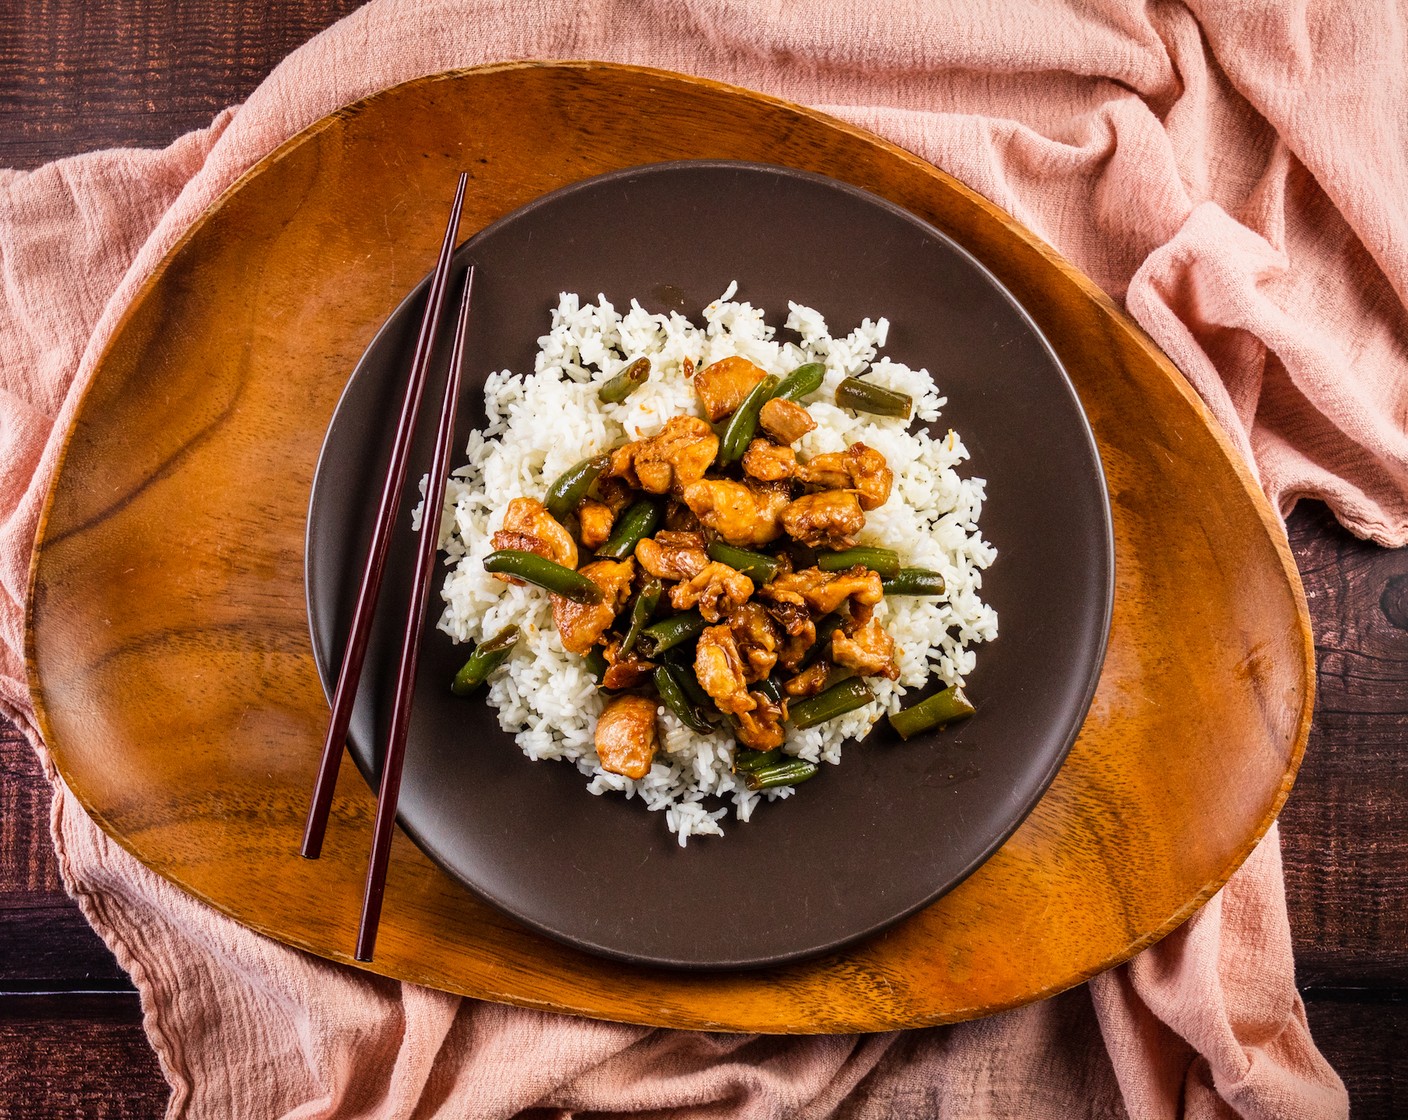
left=429, top=283, right=997, bottom=844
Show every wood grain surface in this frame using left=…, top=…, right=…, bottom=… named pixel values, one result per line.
left=25, top=61, right=1311, bottom=1034
left=3, top=5, right=1404, bottom=1116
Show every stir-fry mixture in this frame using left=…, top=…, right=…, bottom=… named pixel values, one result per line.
left=453, top=354, right=975, bottom=793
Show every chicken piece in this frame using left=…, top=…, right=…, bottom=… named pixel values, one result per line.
left=727, top=602, right=779, bottom=682
left=682, top=479, right=790, bottom=547
left=759, top=397, right=817, bottom=445
left=796, top=442, right=893, bottom=511
left=830, top=617, right=900, bottom=680
left=780, top=491, right=865, bottom=549
left=741, top=438, right=796, bottom=482
left=693, top=355, right=768, bottom=422
left=634, top=531, right=709, bottom=582
left=670, top=561, right=754, bottom=623
left=492, top=497, right=577, bottom=572
left=594, top=694, right=660, bottom=779
left=784, top=660, right=832, bottom=699
left=763, top=598, right=816, bottom=670
left=577, top=498, right=615, bottom=551
left=694, top=624, right=755, bottom=717
left=551, top=558, right=635, bottom=655
left=734, top=693, right=787, bottom=751
left=762, top=565, right=884, bottom=619
left=609, top=416, right=718, bottom=495
left=601, top=638, right=655, bottom=690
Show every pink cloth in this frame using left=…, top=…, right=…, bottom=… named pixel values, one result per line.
left=5, top=0, right=1404, bottom=1115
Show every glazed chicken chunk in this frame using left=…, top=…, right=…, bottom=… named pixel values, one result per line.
left=490, top=497, right=578, bottom=580
left=734, top=693, right=787, bottom=751
left=550, top=558, right=635, bottom=655
left=796, top=442, right=893, bottom=511
left=610, top=416, right=718, bottom=495
left=682, top=479, right=790, bottom=547
left=669, top=561, right=754, bottom=623
left=634, top=530, right=709, bottom=581
left=830, top=617, right=900, bottom=680
left=594, top=694, right=660, bottom=779
left=780, top=490, right=865, bottom=549
left=693, top=355, right=768, bottom=421
left=759, top=397, right=816, bottom=445
left=741, top=438, right=797, bottom=482
left=694, top=624, right=756, bottom=717
left=576, top=498, right=616, bottom=550
left=763, top=565, right=884, bottom=619
left=727, top=602, right=780, bottom=682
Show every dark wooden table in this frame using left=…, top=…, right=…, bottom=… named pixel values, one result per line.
left=1, top=4, right=1404, bottom=1115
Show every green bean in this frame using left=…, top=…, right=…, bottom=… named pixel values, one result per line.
left=619, top=578, right=663, bottom=656
left=888, top=684, right=975, bottom=740
left=881, top=568, right=947, bottom=596
left=595, top=498, right=661, bottom=560
left=659, top=648, right=719, bottom=712
left=744, top=758, right=819, bottom=791
left=654, top=665, right=716, bottom=734
left=597, top=356, right=651, bottom=404
left=637, top=610, right=707, bottom=658
left=718, top=374, right=780, bottom=463
left=772, top=361, right=826, bottom=402
left=706, top=541, right=779, bottom=584
left=482, top=549, right=603, bottom=604
left=788, top=677, right=874, bottom=730
left=732, top=747, right=783, bottom=773
left=835, top=377, right=913, bottom=419
left=544, top=454, right=609, bottom=520
left=753, top=675, right=783, bottom=704
left=817, top=546, right=901, bottom=580
left=583, top=646, right=608, bottom=683
left=450, top=625, right=520, bottom=695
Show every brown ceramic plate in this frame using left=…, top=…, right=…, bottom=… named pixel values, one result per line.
left=305, top=160, right=1112, bottom=969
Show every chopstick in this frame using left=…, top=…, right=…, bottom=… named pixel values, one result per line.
left=301, top=172, right=468, bottom=861
left=356, top=263, right=476, bottom=961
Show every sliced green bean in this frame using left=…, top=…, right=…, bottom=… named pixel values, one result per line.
left=772, top=361, right=826, bottom=402
left=753, top=675, right=783, bottom=704
left=835, top=377, right=913, bottom=420
left=788, top=677, right=875, bottom=730
left=583, top=646, right=608, bottom=683
left=706, top=540, right=779, bottom=584
left=817, top=546, right=901, bottom=580
left=881, top=568, right=947, bottom=596
left=718, top=374, right=780, bottom=463
left=732, top=747, right=783, bottom=773
left=888, top=684, right=975, bottom=740
left=619, top=577, right=663, bottom=656
left=655, top=665, right=716, bottom=734
left=636, top=610, right=707, bottom=658
left=482, top=549, right=602, bottom=604
left=544, top=454, right=609, bottom=520
left=744, top=758, right=819, bottom=791
left=597, top=356, right=651, bottom=404
left=595, top=498, right=661, bottom=560
left=450, top=625, right=520, bottom=695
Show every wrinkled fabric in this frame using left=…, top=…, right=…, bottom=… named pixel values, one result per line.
left=6, top=0, right=1401, bottom=1115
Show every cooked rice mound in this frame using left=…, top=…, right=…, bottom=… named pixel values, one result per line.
left=433, top=284, right=997, bottom=843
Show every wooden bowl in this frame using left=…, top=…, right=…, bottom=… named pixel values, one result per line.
left=26, top=61, right=1312, bottom=1032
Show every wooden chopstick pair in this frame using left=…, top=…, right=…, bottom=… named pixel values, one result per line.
left=301, top=172, right=474, bottom=962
